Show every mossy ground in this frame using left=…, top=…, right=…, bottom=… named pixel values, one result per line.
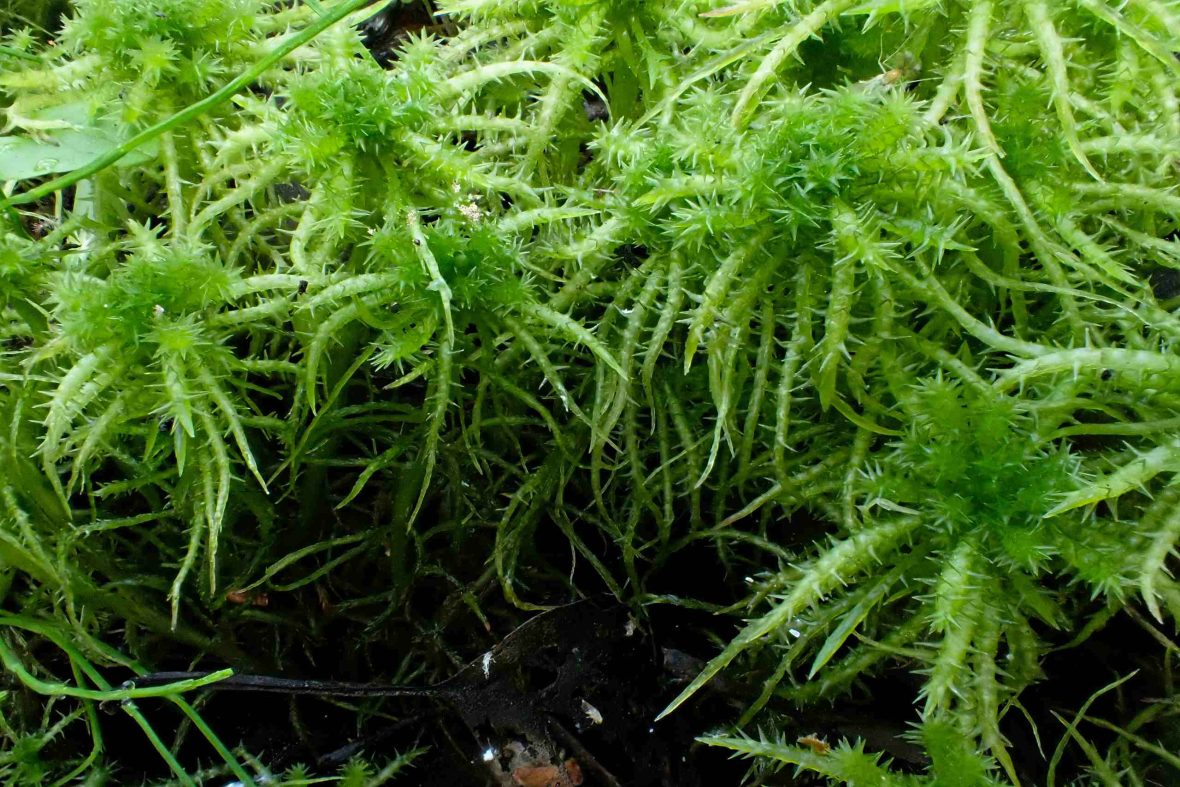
left=1, top=0, right=1178, bottom=784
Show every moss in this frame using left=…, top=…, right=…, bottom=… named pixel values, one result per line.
left=0, top=0, right=1178, bottom=783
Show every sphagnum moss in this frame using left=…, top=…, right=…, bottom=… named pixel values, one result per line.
left=0, top=0, right=1178, bottom=783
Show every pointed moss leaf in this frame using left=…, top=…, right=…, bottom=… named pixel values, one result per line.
left=370, top=309, right=439, bottom=369
left=337, top=435, right=418, bottom=510
left=522, top=302, right=625, bottom=378
left=808, top=601, right=873, bottom=681
left=807, top=561, right=912, bottom=679
left=844, top=0, right=939, bottom=16
left=699, top=734, right=895, bottom=784
left=1141, top=492, right=1180, bottom=622
left=657, top=518, right=918, bottom=719
left=830, top=395, right=902, bottom=436
left=699, top=1, right=776, bottom=18
left=1045, top=437, right=1180, bottom=517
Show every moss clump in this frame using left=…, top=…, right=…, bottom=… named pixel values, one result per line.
left=0, top=0, right=1178, bottom=784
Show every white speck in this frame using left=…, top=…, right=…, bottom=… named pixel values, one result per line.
left=624, top=618, right=637, bottom=637
left=581, top=699, right=603, bottom=726
left=788, top=628, right=801, bottom=638
left=648, top=726, right=655, bottom=734
left=153, top=304, right=165, bottom=317
left=458, top=201, right=483, bottom=222
left=482, top=747, right=496, bottom=762
left=482, top=651, right=493, bottom=678
left=744, top=576, right=753, bottom=583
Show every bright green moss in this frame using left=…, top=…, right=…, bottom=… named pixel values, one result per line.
left=0, top=0, right=1178, bottom=784
left=50, top=243, right=234, bottom=354
left=877, top=380, right=1078, bottom=556
left=59, top=0, right=261, bottom=69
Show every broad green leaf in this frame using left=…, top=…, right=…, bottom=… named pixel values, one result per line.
left=0, top=102, right=157, bottom=181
